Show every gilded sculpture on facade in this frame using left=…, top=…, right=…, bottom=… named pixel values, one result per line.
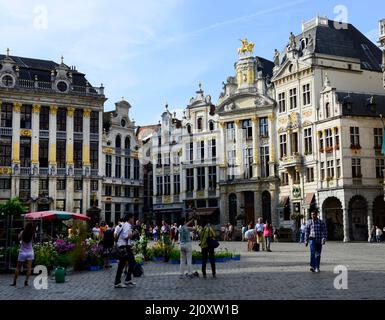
left=238, top=38, right=254, bottom=55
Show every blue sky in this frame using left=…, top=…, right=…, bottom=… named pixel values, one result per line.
left=0, top=0, right=384, bottom=125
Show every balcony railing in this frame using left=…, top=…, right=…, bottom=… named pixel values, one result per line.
left=74, top=168, right=83, bottom=176
left=90, top=133, right=99, bottom=141
left=173, top=195, right=180, bottom=202
left=74, top=132, right=83, bottom=140
left=20, top=167, right=31, bottom=175
left=91, top=169, right=99, bottom=176
left=186, top=191, right=194, bottom=199
left=280, top=154, right=303, bottom=168
left=39, top=130, right=49, bottom=138
left=57, top=132, right=66, bottom=139
left=57, top=168, right=66, bottom=175
left=124, top=149, right=131, bottom=156
left=0, top=127, right=12, bottom=136
left=15, top=79, right=104, bottom=97
left=39, top=168, right=49, bottom=175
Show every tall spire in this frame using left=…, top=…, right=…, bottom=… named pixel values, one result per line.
left=61, top=55, right=64, bottom=64
left=6, top=48, right=10, bottom=57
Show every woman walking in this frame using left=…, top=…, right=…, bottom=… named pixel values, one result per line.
left=11, top=222, right=35, bottom=287
left=178, top=217, right=195, bottom=279
left=264, top=221, right=273, bottom=252
left=198, top=222, right=217, bottom=279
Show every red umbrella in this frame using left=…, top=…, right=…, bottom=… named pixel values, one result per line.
left=24, top=211, right=90, bottom=221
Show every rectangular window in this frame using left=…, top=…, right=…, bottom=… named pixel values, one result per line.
left=39, top=179, right=49, bottom=191
left=325, top=129, right=333, bottom=148
left=164, top=153, right=170, bottom=166
left=124, top=186, right=130, bottom=197
left=281, top=172, right=289, bottom=186
left=304, top=128, right=313, bottom=155
left=1, top=103, right=12, bottom=127
left=134, top=187, right=139, bottom=198
left=186, top=142, right=193, bottom=163
left=20, top=137, right=31, bottom=168
left=173, top=153, right=180, bottom=166
left=197, top=167, right=205, bottom=191
left=242, top=119, right=252, bottom=140
left=105, top=155, right=112, bottom=177
left=115, top=156, right=121, bottom=178
left=105, top=185, right=112, bottom=196
left=115, top=204, right=121, bottom=225
left=197, top=141, right=205, bottom=162
left=350, top=127, right=360, bottom=147
left=259, top=117, right=269, bottom=137
left=291, top=132, right=299, bottom=154
left=186, top=168, right=194, bottom=192
left=39, top=106, right=49, bottom=131
left=156, top=176, right=163, bottom=196
left=227, top=148, right=236, bottom=181
left=352, top=158, right=362, bottom=178
left=374, top=128, right=383, bottom=149
left=74, top=141, right=83, bottom=169
left=337, top=159, right=341, bottom=178
left=293, top=171, right=301, bottom=184
left=327, top=160, right=334, bottom=178
left=157, top=153, right=162, bottom=166
left=260, top=146, right=270, bottom=178
left=56, top=179, right=66, bottom=190
left=164, top=175, right=171, bottom=195
left=226, top=122, right=235, bottom=142
left=174, top=174, right=180, bottom=194
left=57, top=108, right=67, bottom=132
left=0, top=178, right=11, bottom=189
left=39, top=139, right=49, bottom=168
left=335, top=128, right=340, bottom=149
left=90, top=111, right=99, bottom=134
left=74, top=180, right=83, bottom=191
left=306, top=167, right=315, bottom=183
left=320, top=162, right=325, bottom=180
left=105, top=204, right=112, bottom=223
left=376, top=158, right=385, bottom=179
left=115, top=185, right=121, bottom=197
left=302, top=84, right=311, bottom=106
left=20, top=179, right=31, bottom=190
left=244, top=148, right=253, bottom=179
left=319, top=132, right=324, bottom=152
left=208, top=139, right=216, bottom=160
left=124, top=158, right=131, bottom=179
left=74, top=109, right=83, bottom=132
left=278, top=92, right=286, bottom=113
left=208, top=166, right=217, bottom=190
left=91, top=180, right=98, bottom=191
left=90, top=142, right=98, bottom=170
left=279, top=134, right=287, bottom=158
left=0, top=137, right=12, bottom=167
left=20, top=105, right=32, bottom=129
left=134, top=159, right=140, bottom=180
left=289, top=88, right=297, bottom=110
left=57, top=140, right=66, bottom=168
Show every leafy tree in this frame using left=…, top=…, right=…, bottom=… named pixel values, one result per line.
left=0, top=198, right=27, bottom=218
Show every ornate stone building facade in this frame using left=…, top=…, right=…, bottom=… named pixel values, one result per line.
left=102, top=99, right=144, bottom=223
left=0, top=52, right=105, bottom=213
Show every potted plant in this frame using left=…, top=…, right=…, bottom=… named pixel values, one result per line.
left=34, top=242, right=59, bottom=275
left=169, top=249, right=180, bottom=264
left=192, top=250, right=202, bottom=264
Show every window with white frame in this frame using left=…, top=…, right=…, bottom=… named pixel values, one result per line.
left=352, top=158, right=362, bottom=178
left=350, top=127, right=360, bottom=147
left=227, top=122, right=235, bottom=142
left=376, top=158, right=384, bottom=179
left=164, top=175, right=170, bottom=195
left=208, top=166, right=217, bottom=190
left=186, top=142, right=193, bottom=163
left=302, top=84, right=311, bottom=106
left=186, top=168, right=194, bottom=192
left=291, top=132, right=299, bottom=154
left=289, top=88, right=297, bottom=110
left=259, top=117, right=269, bottom=137
left=208, top=139, right=216, bottom=160
left=197, top=118, right=203, bottom=131
left=156, top=176, right=163, bottom=196
left=164, top=153, right=170, bottom=166
left=260, top=146, right=269, bottom=178
left=325, top=129, right=333, bottom=148
left=173, top=152, right=180, bottom=166
left=197, top=167, right=205, bottom=191
left=320, top=162, right=325, bottom=180
left=227, top=148, right=236, bottom=180
left=325, top=103, right=331, bottom=118
left=335, top=128, right=340, bottom=148
left=304, top=128, right=313, bottom=154
left=279, top=134, right=287, bottom=158
left=306, top=167, right=314, bottom=182
left=242, top=119, right=252, bottom=140
left=244, top=148, right=253, bottom=179
left=281, top=172, right=289, bottom=185
left=278, top=92, right=286, bottom=113
left=336, top=159, right=341, bottom=178
left=326, top=160, right=334, bottom=179
left=174, top=174, right=180, bottom=194
left=374, top=128, right=383, bottom=148
left=197, top=141, right=204, bottom=162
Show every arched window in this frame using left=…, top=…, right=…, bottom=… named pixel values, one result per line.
left=325, top=103, right=330, bottom=118
left=115, top=135, right=121, bottom=148
left=197, top=118, right=203, bottom=131
left=125, top=136, right=131, bottom=150
left=186, top=124, right=192, bottom=135
left=209, top=121, right=214, bottom=131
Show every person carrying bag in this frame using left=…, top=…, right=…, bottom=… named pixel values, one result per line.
left=198, top=222, right=217, bottom=279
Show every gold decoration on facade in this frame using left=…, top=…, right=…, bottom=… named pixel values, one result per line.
left=13, top=102, right=22, bottom=113
left=83, top=108, right=92, bottom=118
left=302, top=109, right=313, bottom=118
left=83, top=144, right=91, bottom=166
left=67, top=107, right=75, bottom=117
left=32, top=104, right=41, bottom=113
left=12, top=142, right=20, bottom=163
left=50, top=105, right=58, bottom=115
left=0, top=167, right=12, bottom=175
left=31, top=143, right=39, bottom=164
left=104, top=147, right=113, bottom=154
left=20, top=129, right=32, bottom=137
left=238, top=39, right=255, bottom=55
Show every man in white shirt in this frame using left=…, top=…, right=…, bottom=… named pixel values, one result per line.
left=255, top=218, right=265, bottom=251
left=114, top=214, right=139, bottom=288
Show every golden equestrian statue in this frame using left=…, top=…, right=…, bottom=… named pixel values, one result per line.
left=238, top=38, right=255, bottom=55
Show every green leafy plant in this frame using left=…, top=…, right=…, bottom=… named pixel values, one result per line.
left=169, top=249, right=180, bottom=261
left=0, top=198, right=27, bottom=218
left=34, top=242, right=58, bottom=272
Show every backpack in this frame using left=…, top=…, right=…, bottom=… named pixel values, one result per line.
left=133, top=263, right=144, bottom=277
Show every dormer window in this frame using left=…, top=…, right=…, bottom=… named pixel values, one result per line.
left=115, top=135, right=121, bottom=149
left=325, top=103, right=331, bottom=118
left=125, top=136, right=131, bottom=150
left=186, top=124, right=192, bottom=135
left=197, top=118, right=203, bottom=131
left=209, top=121, right=215, bottom=131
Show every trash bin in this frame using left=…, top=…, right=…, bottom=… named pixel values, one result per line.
left=54, top=267, right=66, bottom=283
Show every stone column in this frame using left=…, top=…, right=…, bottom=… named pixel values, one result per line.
left=235, top=120, right=243, bottom=177
left=31, top=104, right=41, bottom=204
left=11, top=103, right=21, bottom=198
left=65, top=108, right=75, bottom=212
left=219, top=190, right=228, bottom=225
left=254, top=190, right=261, bottom=225
left=252, top=116, right=260, bottom=178
left=268, top=114, right=275, bottom=177
left=48, top=106, right=57, bottom=210
left=367, top=203, right=373, bottom=243
left=236, top=191, right=242, bottom=222
left=343, top=207, right=350, bottom=242
left=219, top=122, right=227, bottom=166
left=83, top=109, right=91, bottom=211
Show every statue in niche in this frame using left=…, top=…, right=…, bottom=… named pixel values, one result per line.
left=289, top=32, right=296, bottom=50
left=274, top=49, right=280, bottom=66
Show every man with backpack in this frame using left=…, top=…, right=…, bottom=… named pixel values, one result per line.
left=114, top=214, right=139, bottom=288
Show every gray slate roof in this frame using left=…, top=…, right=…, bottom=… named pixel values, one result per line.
left=336, top=91, right=385, bottom=117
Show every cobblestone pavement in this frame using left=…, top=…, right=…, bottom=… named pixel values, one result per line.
left=1, top=242, right=384, bottom=300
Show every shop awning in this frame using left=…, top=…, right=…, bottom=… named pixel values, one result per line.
left=304, top=193, right=315, bottom=206
left=196, top=208, right=218, bottom=216
left=154, top=209, right=182, bottom=214
left=278, top=196, right=289, bottom=208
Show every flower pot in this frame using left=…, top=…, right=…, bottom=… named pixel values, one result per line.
left=54, top=267, right=66, bottom=283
